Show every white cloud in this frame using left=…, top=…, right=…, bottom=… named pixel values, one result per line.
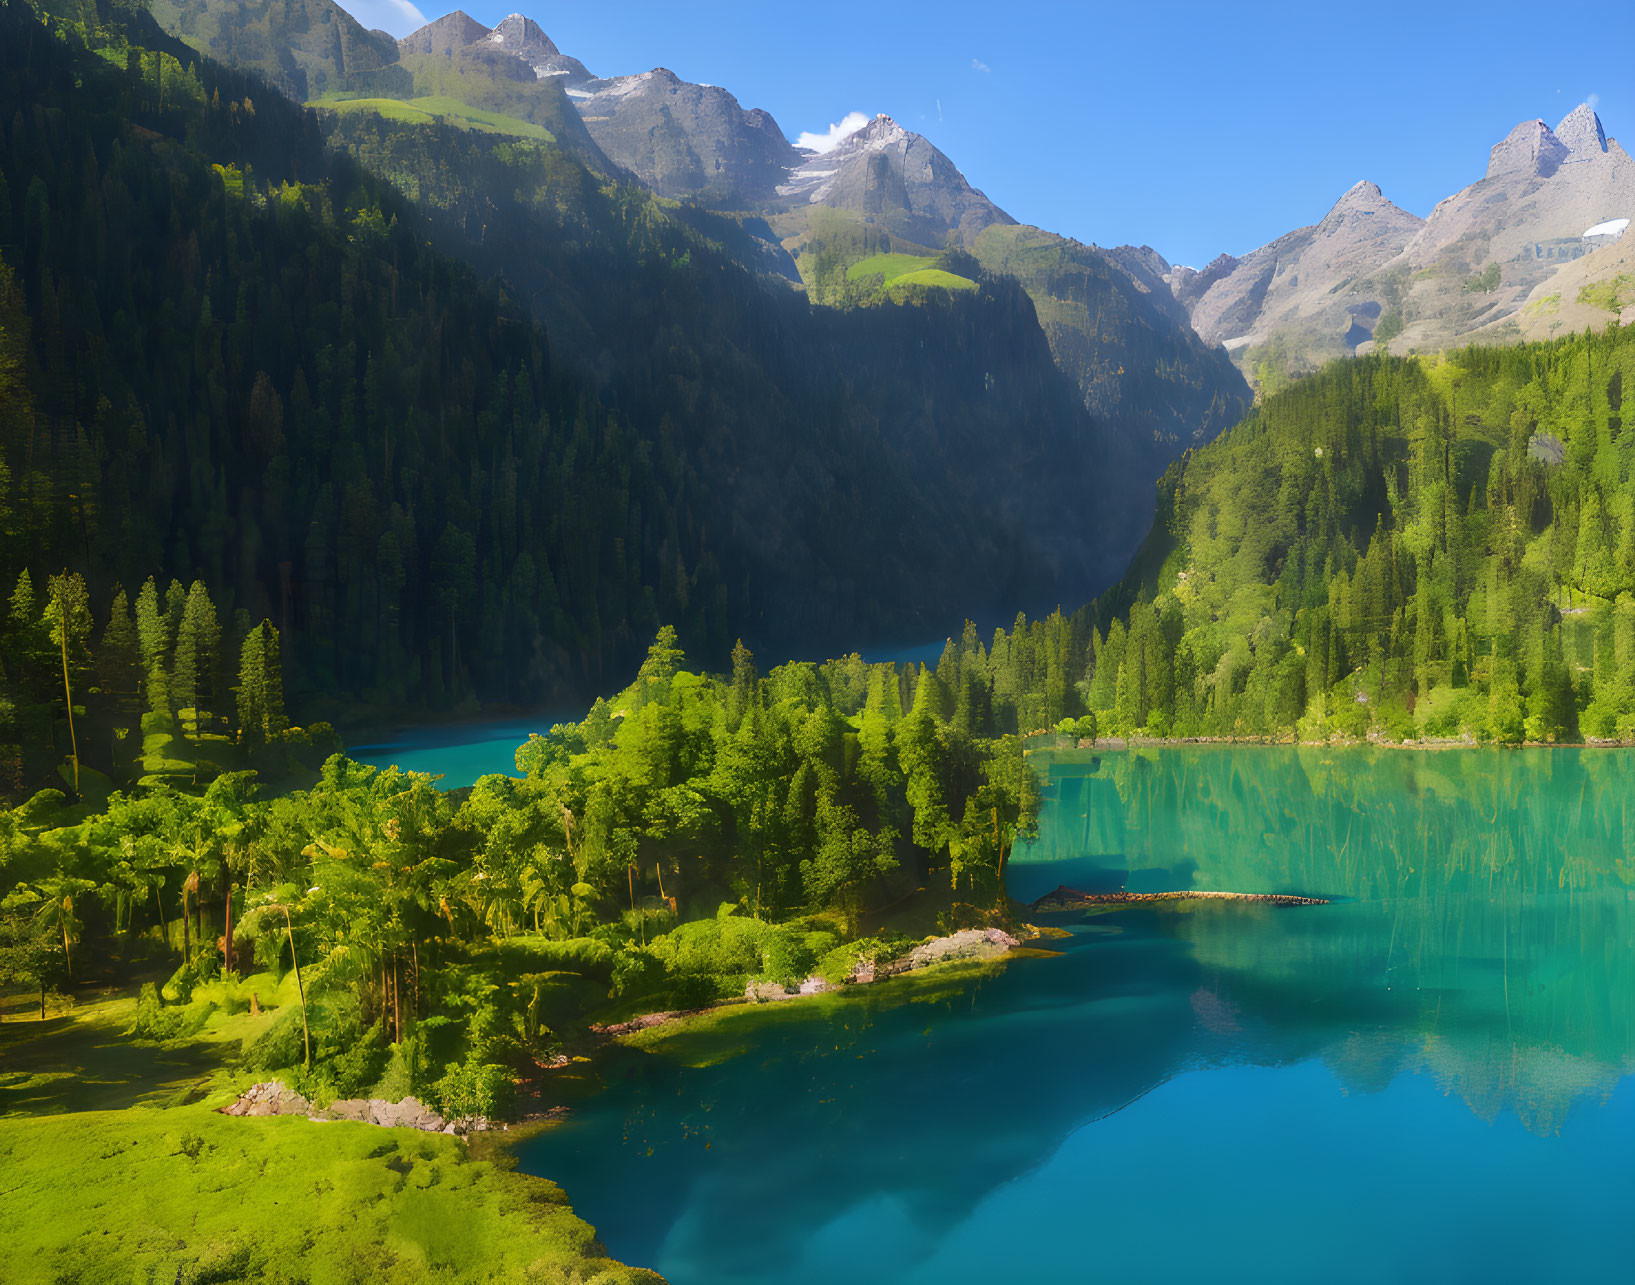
left=333, top=0, right=428, bottom=38
left=796, top=111, right=870, bottom=153
left=1587, top=92, right=1600, bottom=111
left=971, top=58, right=990, bottom=73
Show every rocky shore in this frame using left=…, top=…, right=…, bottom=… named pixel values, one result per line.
left=592, top=927, right=1023, bottom=1038
left=219, top=1080, right=495, bottom=1134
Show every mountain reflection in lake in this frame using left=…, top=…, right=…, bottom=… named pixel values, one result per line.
left=520, top=748, right=1634, bottom=1283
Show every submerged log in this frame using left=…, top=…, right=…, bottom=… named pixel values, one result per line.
left=1030, top=884, right=1329, bottom=912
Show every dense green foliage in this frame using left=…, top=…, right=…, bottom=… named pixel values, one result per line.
left=1, top=628, right=1043, bottom=1115
left=0, top=552, right=322, bottom=799
left=315, top=103, right=1141, bottom=651
left=0, top=0, right=741, bottom=720
left=1064, top=325, right=1635, bottom=743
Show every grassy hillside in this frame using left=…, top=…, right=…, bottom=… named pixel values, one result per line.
left=1070, top=323, right=1635, bottom=744
left=0, top=991, right=657, bottom=1283
left=309, top=93, right=553, bottom=140
left=390, top=49, right=599, bottom=156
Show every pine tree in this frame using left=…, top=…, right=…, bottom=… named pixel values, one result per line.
left=857, top=665, right=901, bottom=806
left=96, top=586, right=141, bottom=721
left=9, top=570, right=36, bottom=636
left=726, top=639, right=758, bottom=731
left=235, top=621, right=267, bottom=745
left=261, top=622, right=287, bottom=738
left=172, top=581, right=220, bottom=736
left=134, top=577, right=171, bottom=716
left=163, top=580, right=187, bottom=642
left=234, top=621, right=286, bottom=745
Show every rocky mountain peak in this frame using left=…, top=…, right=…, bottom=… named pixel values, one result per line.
left=399, top=10, right=491, bottom=56
left=1317, top=180, right=1421, bottom=235
left=855, top=113, right=908, bottom=146
left=1486, top=118, right=1570, bottom=180
left=487, top=13, right=559, bottom=57
left=1335, top=179, right=1383, bottom=206
left=1555, top=103, right=1608, bottom=156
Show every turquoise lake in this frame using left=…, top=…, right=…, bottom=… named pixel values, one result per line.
left=350, top=716, right=566, bottom=789
left=521, top=747, right=1635, bottom=1283
left=361, top=733, right=1635, bottom=1281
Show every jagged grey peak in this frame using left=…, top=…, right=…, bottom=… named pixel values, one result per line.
left=398, top=10, right=492, bottom=56
left=486, top=11, right=595, bottom=83
left=1485, top=119, right=1569, bottom=179
left=1171, top=180, right=1421, bottom=350
left=778, top=114, right=1014, bottom=243
left=487, top=13, right=558, bottom=57
left=1555, top=103, right=1608, bottom=156
left=571, top=68, right=799, bottom=204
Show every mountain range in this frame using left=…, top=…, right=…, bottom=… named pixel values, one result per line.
left=150, top=2, right=1252, bottom=480
left=5, top=0, right=1232, bottom=721
left=5, top=0, right=1631, bottom=722
left=1166, top=103, right=1633, bottom=383
left=112, top=1, right=1635, bottom=408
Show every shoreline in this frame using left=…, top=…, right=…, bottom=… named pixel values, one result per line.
left=1032, top=734, right=1635, bottom=752
left=588, top=927, right=1041, bottom=1045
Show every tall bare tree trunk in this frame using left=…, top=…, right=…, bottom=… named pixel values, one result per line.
left=59, top=599, right=79, bottom=794
left=222, top=883, right=234, bottom=975
left=280, top=907, right=310, bottom=1069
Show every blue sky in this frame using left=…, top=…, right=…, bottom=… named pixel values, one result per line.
left=337, top=0, right=1633, bottom=268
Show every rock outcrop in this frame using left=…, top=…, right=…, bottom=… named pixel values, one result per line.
left=1486, top=119, right=1569, bottom=180
left=220, top=1081, right=491, bottom=1134
left=571, top=69, right=801, bottom=205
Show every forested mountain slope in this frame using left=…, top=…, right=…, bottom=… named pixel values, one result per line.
left=0, top=0, right=1141, bottom=762
left=0, top=0, right=720, bottom=711
left=1066, top=324, right=1635, bottom=743
left=150, top=0, right=1250, bottom=489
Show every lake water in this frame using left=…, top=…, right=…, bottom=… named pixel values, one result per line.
left=349, top=716, right=567, bottom=789
left=516, top=747, right=1635, bottom=1284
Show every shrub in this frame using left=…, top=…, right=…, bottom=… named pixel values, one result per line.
left=611, top=946, right=665, bottom=997
left=433, top=1059, right=514, bottom=1121
left=131, top=982, right=184, bottom=1040
left=491, top=935, right=615, bottom=982
left=328, top=1018, right=389, bottom=1097
left=243, top=1005, right=307, bottom=1071
left=370, top=1035, right=428, bottom=1103
left=667, top=971, right=722, bottom=1011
